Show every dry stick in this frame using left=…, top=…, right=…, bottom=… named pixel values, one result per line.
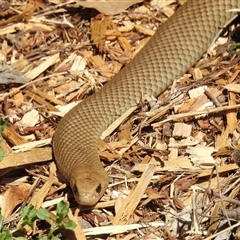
left=204, top=88, right=222, bottom=107
left=205, top=164, right=237, bottom=236
left=191, top=186, right=200, bottom=233
left=84, top=221, right=165, bottom=236
left=204, top=221, right=240, bottom=240
left=156, top=104, right=240, bottom=125
left=25, top=168, right=65, bottom=187
left=112, top=164, right=156, bottom=225
left=206, top=190, right=240, bottom=206
left=0, top=72, right=68, bottom=100
left=206, top=164, right=231, bottom=228
left=214, top=164, right=232, bottom=227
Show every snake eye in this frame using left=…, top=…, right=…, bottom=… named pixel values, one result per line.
left=96, top=184, right=101, bottom=193
left=72, top=185, right=78, bottom=194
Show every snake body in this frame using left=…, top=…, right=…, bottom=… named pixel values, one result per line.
left=53, top=0, right=239, bottom=205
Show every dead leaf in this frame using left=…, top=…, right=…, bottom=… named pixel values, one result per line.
left=75, top=0, right=143, bottom=15
left=174, top=177, right=196, bottom=195
left=172, top=197, right=185, bottom=210
left=140, top=188, right=168, bottom=206
left=1, top=183, right=31, bottom=218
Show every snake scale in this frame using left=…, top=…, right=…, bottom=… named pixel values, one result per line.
left=52, top=0, right=240, bottom=205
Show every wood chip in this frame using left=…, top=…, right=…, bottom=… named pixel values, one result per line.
left=113, top=164, right=155, bottom=225
left=25, top=53, right=60, bottom=80
left=172, top=123, right=192, bottom=138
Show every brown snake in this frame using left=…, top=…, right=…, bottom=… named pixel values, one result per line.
left=52, top=0, right=239, bottom=205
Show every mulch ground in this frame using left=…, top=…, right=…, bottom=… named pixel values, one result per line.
left=0, top=0, right=240, bottom=239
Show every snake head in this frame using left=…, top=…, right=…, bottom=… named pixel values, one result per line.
left=69, top=168, right=109, bottom=206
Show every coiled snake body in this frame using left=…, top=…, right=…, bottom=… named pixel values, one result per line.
left=53, top=0, right=239, bottom=205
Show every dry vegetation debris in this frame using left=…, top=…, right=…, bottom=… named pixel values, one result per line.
left=0, top=0, right=240, bottom=239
